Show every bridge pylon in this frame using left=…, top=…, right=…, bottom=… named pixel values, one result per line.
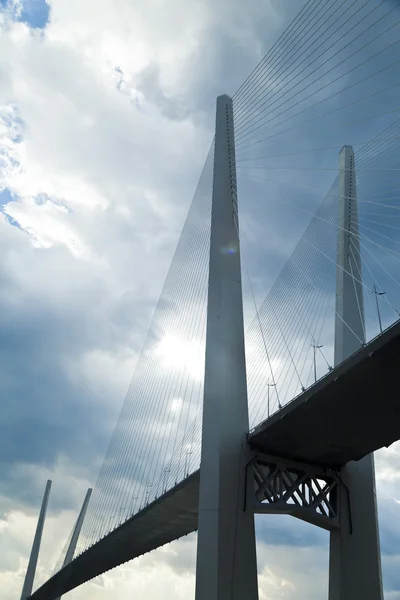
left=329, top=145, right=383, bottom=600
left=54, top=488, right=92, bottom=600
left=195, top=95, right=259, bottom=600
left=20, top=480, right=52, bottom=600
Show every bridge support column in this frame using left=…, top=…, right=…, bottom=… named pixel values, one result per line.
left=54, top=488, right=92, bottom=600
left=20, top=480, right=52, bottom=600
left=195, top=95, right=259, bottom=600
left=329, top=146, right=383, bottom=600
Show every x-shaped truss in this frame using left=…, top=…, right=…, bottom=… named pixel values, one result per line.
left=252, top=453, right=341, bottom=531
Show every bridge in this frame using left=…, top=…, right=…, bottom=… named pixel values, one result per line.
left=19, top=1, right=400, bottom=599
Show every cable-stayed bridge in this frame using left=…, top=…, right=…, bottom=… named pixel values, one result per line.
left=20, top=1, right=400, bottom=599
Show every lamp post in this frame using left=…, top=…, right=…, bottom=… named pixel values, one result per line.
left=267, top=380, right=276, bottom=418
left=373, top=285, right=385, bottom=334
left=312, top=340, right=323, bottom=383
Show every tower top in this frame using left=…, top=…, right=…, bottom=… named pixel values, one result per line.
left=340, top=145, right=354, bottom=153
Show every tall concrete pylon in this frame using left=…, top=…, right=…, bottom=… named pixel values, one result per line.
left=329, top=145, right=383, bottom=600
left=20, top=480, right=52, bottom=600
left=195, top=95, right=259, bottom=600
left=55, top=488, right=92, bottom=600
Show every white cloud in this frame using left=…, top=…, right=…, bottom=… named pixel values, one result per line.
left=2, top=0, right=400, bottom=599
left=0, top=0, right=275, bottom=596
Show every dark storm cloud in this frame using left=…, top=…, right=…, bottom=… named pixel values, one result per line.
left=0, top=226, right=155, bottom=509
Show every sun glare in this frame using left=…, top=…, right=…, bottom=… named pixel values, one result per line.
left=156, top=335, right=205, bottom=380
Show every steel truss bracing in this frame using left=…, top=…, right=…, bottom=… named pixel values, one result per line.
left=251, top=454, right=340, bottom=531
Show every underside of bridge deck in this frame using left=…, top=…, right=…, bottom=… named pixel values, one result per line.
left=250, top=318, right=400, bottom=467
left=29, top=471, right=200, bottom=600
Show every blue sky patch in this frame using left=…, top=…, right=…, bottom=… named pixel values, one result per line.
left=0, top=188, right=22, bottom=230
left=0, top=0, right=50, bottom=29
left=20, top=0, right=49, bottom=29
left=0, top=188, right=12, bottom=207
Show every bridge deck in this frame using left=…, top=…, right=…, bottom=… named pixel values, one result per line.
left=30, top=320, right=400, bottom=600
left=250, top=319, right=400, bottom=467
left=29, top=471, right=199, bottom=600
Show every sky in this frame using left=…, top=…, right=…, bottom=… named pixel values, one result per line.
left=1, top=0, right=400, bottom=598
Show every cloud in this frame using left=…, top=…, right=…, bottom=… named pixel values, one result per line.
left=0, top=0, right=214, bottom=484
left=0, top=0, right=289, bottom=596
left=2, top=0, right=400, bottom=599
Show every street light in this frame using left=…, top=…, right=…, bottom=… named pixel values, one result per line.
left=311, top=340, right=323, bottom=383
left=267, top=380, right=276, bottom=418
left=184, top=450, right=193, bottom=478
left=373, top=285, right=385, bottom=334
